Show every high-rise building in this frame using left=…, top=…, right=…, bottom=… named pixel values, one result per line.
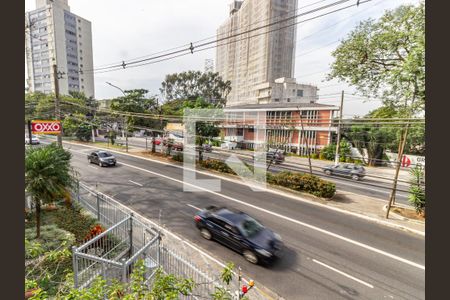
left=216, top=0, right=317, bottom=106
left=25, top=0, right=95, bottom=98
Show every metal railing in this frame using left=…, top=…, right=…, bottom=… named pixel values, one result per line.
left=71, top=182, right=220, bottom=298
left=72, top=213, right=161, bottom=289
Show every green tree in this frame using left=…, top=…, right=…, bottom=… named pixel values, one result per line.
left=196, top=121, right=220, bottom=162
left=110, top=89, right=160, bottom=133
left=160, top=71, right=231, bottom=106
left=75, top=123, right=92, bottom=142
left=25, top=143, right=77, bottom=238
left=328, top=2, right=425, bottom=115
left=320, top=140, right=352, bottom=161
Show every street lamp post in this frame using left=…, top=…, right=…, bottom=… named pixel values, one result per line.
left=106, top=82, right=128, bottom=152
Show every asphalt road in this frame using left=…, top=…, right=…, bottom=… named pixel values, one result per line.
left=51, top=140, right=424, bottom=300
left=107, top=137, right=411, bottom=205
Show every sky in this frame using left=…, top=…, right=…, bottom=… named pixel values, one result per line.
left=25, top=0, right=421, bottom=117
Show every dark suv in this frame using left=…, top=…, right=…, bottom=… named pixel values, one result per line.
left=194, top=206, right=283, bottom=265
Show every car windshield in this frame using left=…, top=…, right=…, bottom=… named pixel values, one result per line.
left=98, top=152, right=112, bottom=158
left=238, top=216, right=264, bottom=238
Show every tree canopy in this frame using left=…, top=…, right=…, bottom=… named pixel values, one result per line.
left=328, top=2, right=425, bottom=116
left=109, top=89, right=161, bottom=132
left=160, top=71, right=231, bottom=106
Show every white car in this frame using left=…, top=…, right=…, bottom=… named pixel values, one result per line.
left=25, top=134, right=40, bottom=145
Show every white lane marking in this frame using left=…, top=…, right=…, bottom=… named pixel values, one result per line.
left=187, top=204, right=201, bottom=211
left=312, top=259, right=374, bottom=289
left=88, top=165, right=98, bottom=170
left=115, top=160, right=425, bottom=271
left=129, top=180, right=143, bottom=187
left=62, top=140, right=425, bottom=236
left=69, top=147, right=425, bottom=270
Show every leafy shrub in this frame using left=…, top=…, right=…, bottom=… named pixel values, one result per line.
left=311, top=153, right=319, bottom=159
left=267, top=171, right=336, bottom=198
left=171, top=153, right=183, bottom=162
left=25, top=224, right=75, bottom=254
left=199, top=159, right=236, bottom=175
left=408, top=166, right=426, bottom=214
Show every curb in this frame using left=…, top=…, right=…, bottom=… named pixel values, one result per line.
left=51, top=138, right=425, bottom=237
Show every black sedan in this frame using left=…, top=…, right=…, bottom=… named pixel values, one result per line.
left=87, top=151, right=117, bottom=167
left=194, top=206, right=283, bottom=265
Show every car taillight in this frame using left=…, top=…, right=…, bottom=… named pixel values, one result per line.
left=194, top=215, right=202, bottom=223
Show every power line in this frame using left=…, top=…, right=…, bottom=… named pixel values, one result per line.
left=81, top=0, right=372, bottom=74
left=91, top=0, right=331, bottom=71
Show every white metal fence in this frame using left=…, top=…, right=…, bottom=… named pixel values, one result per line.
left=72, top=181, right=220, bottom=298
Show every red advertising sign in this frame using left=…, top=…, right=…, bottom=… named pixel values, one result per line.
left=401, top=155, right=411, bottom=167
left=31, top=120, right=61, bottom=134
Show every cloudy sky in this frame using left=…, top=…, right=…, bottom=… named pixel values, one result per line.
left=25, top=0, right=421, bottom=117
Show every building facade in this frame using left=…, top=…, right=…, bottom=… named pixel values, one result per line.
left=222, top=103, right=339, bottom=155
left=25, top=0, right=95, bottom=98
left=216, top=0, right=315, bottom=106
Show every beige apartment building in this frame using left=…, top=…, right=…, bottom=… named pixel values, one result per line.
left=216, top=0, right=317, bottom=106
left=25, top=0, right=95, bottom=98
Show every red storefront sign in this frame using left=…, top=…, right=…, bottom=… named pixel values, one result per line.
left=31, top=120, right=61, bottom=134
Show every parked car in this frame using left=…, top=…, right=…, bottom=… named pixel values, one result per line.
left=195, top=144, right=212, bottom=153
left=323, top=163, right=366, bottom=180
left=253, top=150, right=285, bottom=164
left=87, top=151, right=117, bottom=167
left=194, top=206, right=283, bottom=265
left=152, top=138, right=162, bottom=145
left=267, top=150, right=285, bottom=164
left=25, top=134, right=40, bottom=145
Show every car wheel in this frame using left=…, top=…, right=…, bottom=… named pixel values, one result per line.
left=88, top=158, right=91, bottom=164
left=98, top=161, right=103, bottom=167
left=352, top=174, right=360, bottom=181
left=243, top=250, right=258, bottom=264
left=325, top=170, right=331, bottom=175
left=200, top=228, right=212, bottom=240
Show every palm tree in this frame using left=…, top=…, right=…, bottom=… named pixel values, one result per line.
left=25, top=143, right=77, bottom=238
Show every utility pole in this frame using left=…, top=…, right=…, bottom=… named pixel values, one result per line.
left=334, top=90, right=344, bottom=165
left=27, top=120, right=33, bottom=145
left=125, top=121, right=129, bottom=153
left=297, top=107, right=313, bottom=175
left=386, top=124, right=410, bottom=218
left=53, top=64, right=62, bottom=147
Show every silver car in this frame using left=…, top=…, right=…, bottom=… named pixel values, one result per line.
left=323, top=163, right=366, bottom=181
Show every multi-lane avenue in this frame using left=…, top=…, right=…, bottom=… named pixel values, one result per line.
left=105, top=136, right=412, bottom=205
left=47, top=139, right=424, bottom=300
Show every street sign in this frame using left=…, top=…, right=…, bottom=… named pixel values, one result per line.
left=31, top=120, right=61, bottom=134
left=401, top=155, right=411, bottom=167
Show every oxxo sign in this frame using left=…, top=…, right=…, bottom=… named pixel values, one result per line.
left=31, top=120, right=61, bottom=134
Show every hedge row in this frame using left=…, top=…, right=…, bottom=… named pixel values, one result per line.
left=198, top=159, right=336, bottom=199
left=267, top=171, right=336, bottom=198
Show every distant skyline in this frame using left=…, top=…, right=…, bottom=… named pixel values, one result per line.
left=25, top=0, right=421, bottom=117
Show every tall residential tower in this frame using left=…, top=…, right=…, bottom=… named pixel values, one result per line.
left=25, top=0, right=95, bottom=98
left=216, top=0, right=317, bottom=106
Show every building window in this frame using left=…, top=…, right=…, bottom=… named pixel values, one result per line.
left=287, top=98, right=290, bottom=102
left=237, top=128, right=243, bottom=136
left=274, top=98, right=279, bottom=102
left=297, top=90, right=304, bottom=97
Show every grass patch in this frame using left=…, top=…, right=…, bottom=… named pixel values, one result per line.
left=25, top=204, right=100, bottom=297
